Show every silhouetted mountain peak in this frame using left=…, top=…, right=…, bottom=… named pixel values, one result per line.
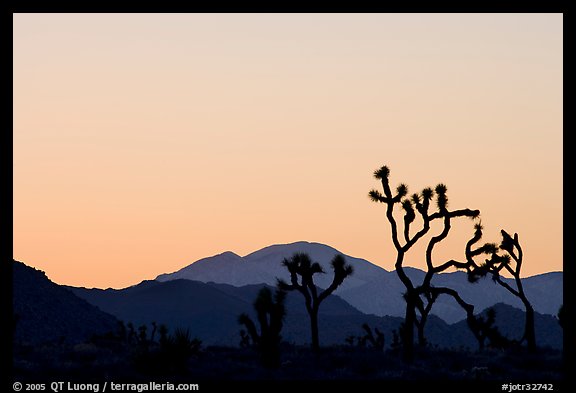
left=244, top=241, right=340, bottom=259
left=156, top=241, right=389, bottom=294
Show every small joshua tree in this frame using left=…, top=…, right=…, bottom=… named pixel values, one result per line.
left=158, top=324, right=169, bottom=346
left=277, top=252, right=353, bottom=352
left=361, top=323, right=385, bottom=351
left=127, top=322, right=136, bottom=344
left=150, top=321, right=157, bottom=342
left=238, top=287, right=286, bottom=368
left=344, top=335, right=356, bottom=347
left=138, top=324, right=148, bottom=345
left=473, top=307, right=511, bottom=351
left=390, top=326, right=402, bottom=355
left=239, top=329, right=252, bottom=348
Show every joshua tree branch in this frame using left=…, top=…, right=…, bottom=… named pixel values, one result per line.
left=493, top=274, right=520, bottom=297
left=428, top=208, right=480, bottom=220
left=429, top=287, right=475, bottom=319
left=238, top=313, right=260, bottom=345
left=426, top=214, right=451, bottom=272
left=432, top=259, right=469, bottom=274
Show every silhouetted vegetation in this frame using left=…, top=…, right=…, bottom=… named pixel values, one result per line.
left=361, top=323, right=385, bottom=351
left=162, top=328, right=202, bottom=373
left=473, top=308, right=514, bottom=351
left=465, top=226, right=537, bottom=353
left=390, top=326, right=403, bottom=355
left=13, top=337, right=563, bottom=381
left=125, top=322, right=202, bottom=375
left=277, top=253, right=353, bottom=352
left=238, top=287, right=286, bottom=368
left=343, top=323, right=385, bottom=351
left=369, top=165, right=481, bottom=362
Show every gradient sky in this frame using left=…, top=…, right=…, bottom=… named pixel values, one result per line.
left=13, top=13, right=563, bottom=289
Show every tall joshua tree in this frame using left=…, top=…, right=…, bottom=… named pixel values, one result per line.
left=369, top=165, right=481, bottom=362
left=278, top=252, right=353, bottom=352
left=466, top=227, right=537, bottom=353
left=238, top=287, right=286, bottom=368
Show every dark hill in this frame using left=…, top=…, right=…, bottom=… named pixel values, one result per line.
left=71, top=279, right=253, bottom=345
left=13, top=260, right=118, bottom=345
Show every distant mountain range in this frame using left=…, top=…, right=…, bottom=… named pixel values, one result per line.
left=155, top=241, right=563, bottom=324
left=13, top=257, right=562, bottom=350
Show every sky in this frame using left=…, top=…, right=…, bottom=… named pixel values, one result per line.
left=13, top=13, right=563, bottom=289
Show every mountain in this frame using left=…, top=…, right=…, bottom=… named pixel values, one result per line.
left=13, top=260, right=118, bottom=345
left=156, top=242, right=384, bottom=291
left=68, top=279, right=370, bottom=347
left=69, top=278, right=562, bottom=350
left=155, top=241, right=563, bottom=323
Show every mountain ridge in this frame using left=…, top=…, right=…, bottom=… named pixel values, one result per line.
left=154, top=241, right=563, bottom=324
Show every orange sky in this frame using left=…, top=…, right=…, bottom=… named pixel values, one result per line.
left=13, top=13, right=563, bottom=289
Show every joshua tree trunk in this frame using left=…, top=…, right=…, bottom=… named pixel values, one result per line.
left=416, top=324, right=424, bottom=347
left=503, top=230, right=537, bottom=353
left=523, top=301, right=536, bottom=353
left=417, top=318, right=426, bottom=348
left=416, top=295, right=435, bottom=347
left=310, top=306, right=320, bottom=352
left=402, top=293, right=417, bottom=362
left=514, top=275, right=536, bottom=353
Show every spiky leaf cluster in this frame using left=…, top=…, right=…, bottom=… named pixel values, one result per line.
left=373, top=166, right=390, bottom=180
left=435, top=183, right=448, bottom=210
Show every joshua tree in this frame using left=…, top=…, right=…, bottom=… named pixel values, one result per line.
left=390, top=326, right=402, bottom=355
left=369, top=165, right=481, bottom=362
left=239, top=329, right=251, bottom=348
left=361, top=323, right=385, bottom=351
left=138, top=324, right=148, bottom=344
left=466, top=228, right=537, bottom=352
left=158, top=324, right=169, bottom=346
left=150, top=321, right=157, bottom=342
left=472, top=307, right=512, bottom=350
left=344, top=335, right=356, bottom=347
left=238, top=287, right=286, bottom=368
left=277, top=252, right=353, bottom=352
left=127, top=322, right=137, bottom=344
